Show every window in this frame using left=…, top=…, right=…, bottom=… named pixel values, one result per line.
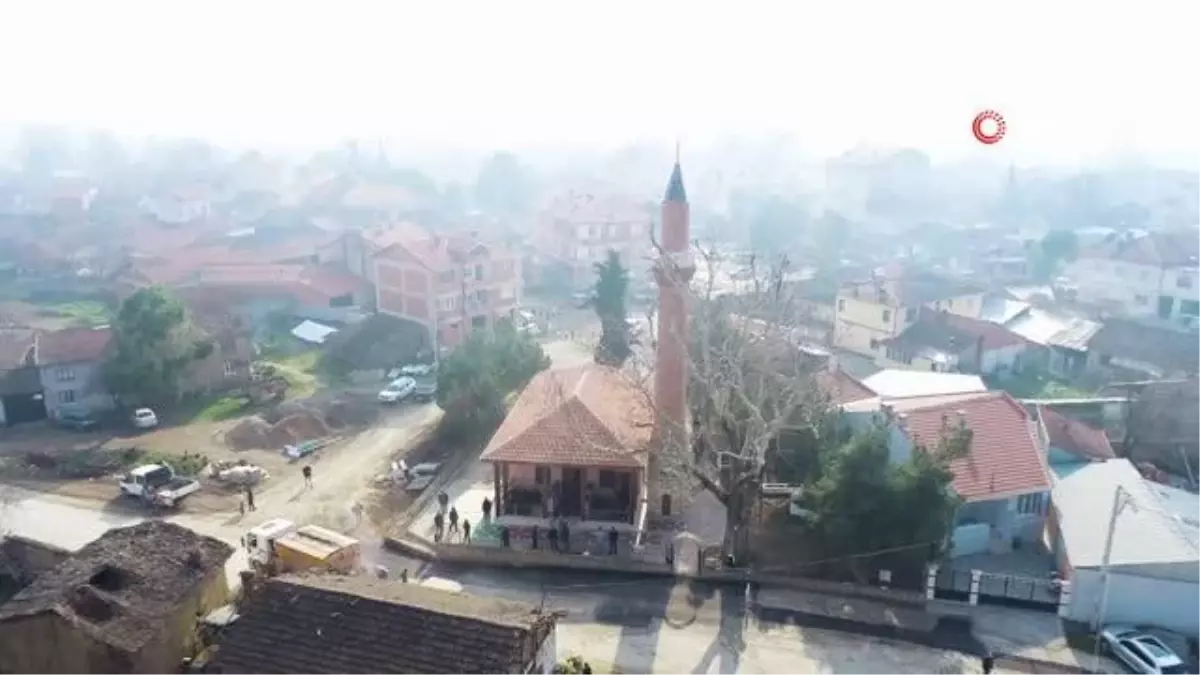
left=223, top=360, right=237, bottom=376
left=535, top=466, right=551, bottom=485
left=1099, top=354, right=1112, bottom=366
left=1017, top=493, right=1045, bottom=515
left=474, top=264, right=484, bottom=281
left=1134, top=294, right=1149, bottom=305
left=869, top=338, right=880, bottom=350
left=58, top=389, right=75, bottom=404
left=882, top=310, right=891, bottom=323
left=1179, top=275, right=1194, bottom=289
left=438, top=296, right=456, bottom=311
left=1181, top=300, right=1200, bottom=317
left=837, top=299, right=846, bottom=312
left=55, top=367, right=75, bottom=382
left=905, top=307, right=918, bottom=322
left=661, top=494, right=672, bottom=516
left=438, top=269, right=455, bottom=284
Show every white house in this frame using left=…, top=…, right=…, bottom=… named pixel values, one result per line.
left=1050, top=459, right=1199, bottom=636
left=1066, top=230, right=1200, bottom=329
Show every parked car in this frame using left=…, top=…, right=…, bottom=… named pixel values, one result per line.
left=1101, top=626, right=1188, bottom=674
left=413, top=378, right=438, bottom=403
left=55, top=409, right=100, bottom=431
left=378, top=376, right=417, bottom=404
left=402, top=461, right=442, bottom=492
left=131, top=407, right=159, bottom=429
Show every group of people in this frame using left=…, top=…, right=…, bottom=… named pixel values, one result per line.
left=432, top=505, right=472, bottom=544
left=429, top=493, right=624, bottom=556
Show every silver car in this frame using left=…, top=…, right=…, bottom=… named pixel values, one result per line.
left=1100, top=626, right=1188, bottom=674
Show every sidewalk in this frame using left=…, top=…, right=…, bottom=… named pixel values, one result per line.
left=965, top=605, right=1116, bottom=673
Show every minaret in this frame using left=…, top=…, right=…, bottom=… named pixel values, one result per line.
left=654, top=150, right=694, bottom=466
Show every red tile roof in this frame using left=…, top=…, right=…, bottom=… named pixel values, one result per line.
left=1039, top=407, right=1115, bottom=461
left=900, top=392, right=1050, bottom=502
left=815, top=368, right=877, bottom=405
left=0, top=329, right=37, bottom=368
left=482, top=365, right=651, bottom=468
left=938, top=312, right=1030, bottom=351
left=36, top=327, right=114, bottom=365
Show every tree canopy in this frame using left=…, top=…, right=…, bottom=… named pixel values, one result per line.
left=1028, top=229, right=1080, bottom=280
left=436, top=321, right=550, bottom=437
left=590, top=250, right=633, bottom=366
left=797, top=423, right=970, bottom=582
left=474, top=151, right=534, bottom=216
left=105, top=286, right=210, bottom=404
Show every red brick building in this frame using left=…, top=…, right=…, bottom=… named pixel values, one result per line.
left=372, top=226, right=522, bottom=351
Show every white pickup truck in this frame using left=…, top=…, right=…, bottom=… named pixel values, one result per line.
left=119, top=464, right=201, bottom=508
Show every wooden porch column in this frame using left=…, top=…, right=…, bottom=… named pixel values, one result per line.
left=493, top=462, right=503, bottom=517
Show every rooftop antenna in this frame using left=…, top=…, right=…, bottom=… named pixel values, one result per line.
left=674, top=139, right=681, bottom=165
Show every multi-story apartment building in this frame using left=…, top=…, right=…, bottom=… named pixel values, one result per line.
left=373, top=227, right=521, bottom=351
left=833, top=266, right=988, bottom=360
left=533, top=191, right=654, bottom=292
left=1065, top=229, right=1200, bottom=329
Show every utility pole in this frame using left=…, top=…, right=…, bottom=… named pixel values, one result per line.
left=1093, top=485, right=1135, bottom=672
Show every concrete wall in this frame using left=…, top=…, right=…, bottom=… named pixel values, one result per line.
left=1067, top=567, right=1200, bottom=637
left=950, top=522, right=991, bottom=558
left=39, top=360, right=114, bottom=418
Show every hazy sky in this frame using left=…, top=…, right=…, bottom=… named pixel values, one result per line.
left=3, top=0, right=1196, bottom=164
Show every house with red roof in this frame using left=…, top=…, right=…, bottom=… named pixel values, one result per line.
left=884, top=391, right=1053, bottom=558
left=481, top=365, right=651, bottom=528
left=371, top=224, right=522, bottom=351
left=35, top=326, right=116, bottom=419
left=0, top=326, right=116, bottom=426
left=879, top=309, right=1035, bottom=376
left=1032, top=405, right=1115, bottom=479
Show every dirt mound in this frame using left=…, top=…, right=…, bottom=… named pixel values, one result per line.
left=268, top=412, right=330, bottom=447
left=321, top=397, right=378, bottom=428
left=226, top=417, right=272, bottom=451
left=226, top=410, right=331, bottom=450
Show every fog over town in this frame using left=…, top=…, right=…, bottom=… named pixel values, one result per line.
left=0, top=3, right=1196, bottom=674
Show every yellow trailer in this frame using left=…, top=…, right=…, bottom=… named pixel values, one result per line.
left=244, top=518, right=361, bottom=575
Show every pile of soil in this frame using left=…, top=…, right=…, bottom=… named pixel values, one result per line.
left=225, top=411, right=331, bottom=450
left=225, top=417, right=272, bottom=451
left=267, top=412, right=330, bottom=447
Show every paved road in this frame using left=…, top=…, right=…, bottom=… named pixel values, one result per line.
left=416, top=563, right=989, bottom=673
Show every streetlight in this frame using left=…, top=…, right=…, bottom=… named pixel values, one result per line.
left=1093, top=485, right=1137, bottom=672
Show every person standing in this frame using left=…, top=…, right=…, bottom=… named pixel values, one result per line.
left=482, top=497, right=493, bottom=520
left=302, top=464, right=313, bottom=489
left=981, top=654, right=995, bottom=674
left=245, top=487, right=256, bottom=512
left=462, top=519, right=472, bottom=544
left=448, top=506, right=460, bottom=537
left=433, top=511, right=444, bottom=543
left=559, top=519, right=571, bottom=553
left=547, top=523, right=559, bottom=552
left=608, top=526, right=619, bottom=555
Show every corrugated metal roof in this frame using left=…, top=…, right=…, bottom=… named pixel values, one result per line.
left=1052, top=459, right=1199, bottom=572
left=1005, top=309, right=1101, bottom=351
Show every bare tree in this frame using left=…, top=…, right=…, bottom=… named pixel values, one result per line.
left=642, top=240, right=835, bottom=563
